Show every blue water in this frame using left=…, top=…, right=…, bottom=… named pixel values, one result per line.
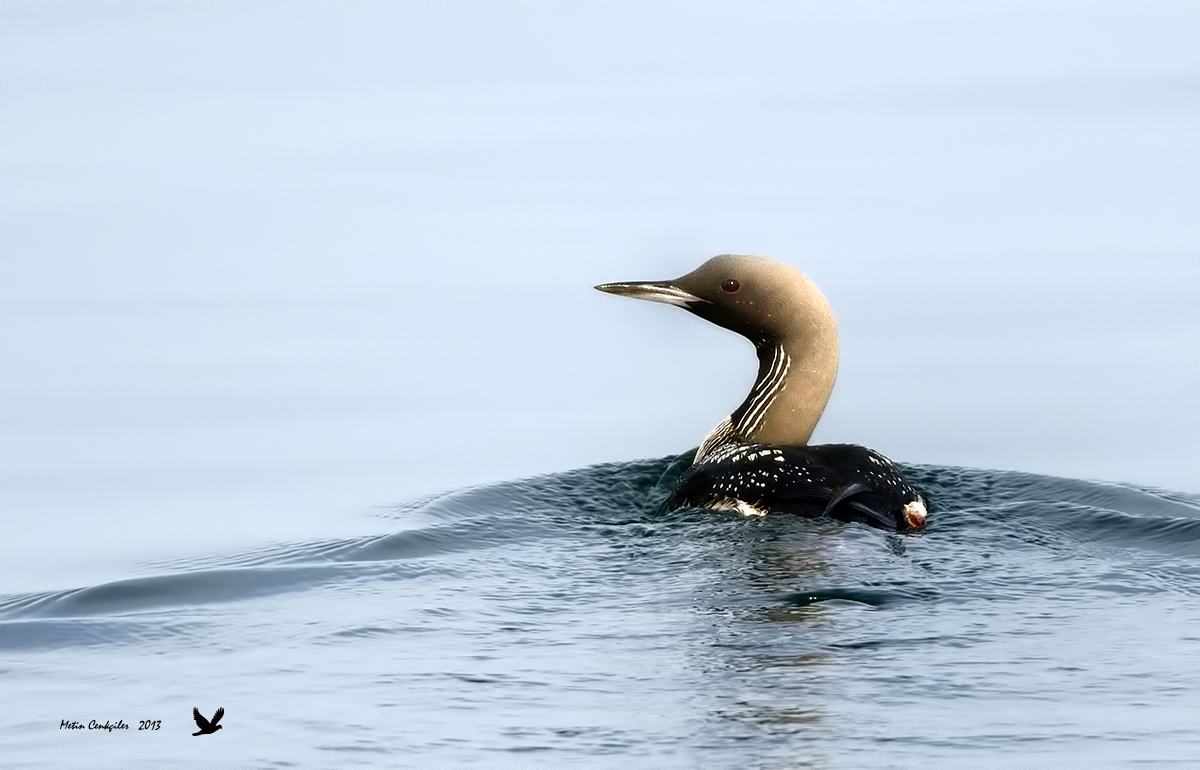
left=5, top=456, right=1200, bottom=766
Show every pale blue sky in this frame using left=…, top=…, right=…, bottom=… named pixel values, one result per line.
left=4, top=0, right=1198, bottom=589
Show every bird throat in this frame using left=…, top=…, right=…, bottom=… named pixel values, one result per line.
left=695, top=336, right=838, bottom=463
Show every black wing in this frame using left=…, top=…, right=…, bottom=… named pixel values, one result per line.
left=209, top=708, right=224, bottom=726
left=668, top=443, right=922, bottom=531
left=193, top=708, right=211, bottom=730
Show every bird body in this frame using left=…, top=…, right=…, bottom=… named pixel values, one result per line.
left=670, top=442, right=926, bottom=531
left=597, top=255, right=926, bottom=532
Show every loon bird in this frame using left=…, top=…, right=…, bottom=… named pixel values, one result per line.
left=596, top=254, right=927, bottom=532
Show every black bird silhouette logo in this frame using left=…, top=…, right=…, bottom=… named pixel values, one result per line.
left=192, top=707, right=224, bottom=736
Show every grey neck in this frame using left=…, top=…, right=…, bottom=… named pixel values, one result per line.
left=695, top=333, right=838, bottom=462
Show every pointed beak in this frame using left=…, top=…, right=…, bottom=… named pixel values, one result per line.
left=594, top=280, right=706, bottom=309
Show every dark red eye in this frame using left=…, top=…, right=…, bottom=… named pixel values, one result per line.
left=722, top=278, right=740, bottom=293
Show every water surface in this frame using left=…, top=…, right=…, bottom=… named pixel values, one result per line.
left=5, top=458, right=1199, bottom=767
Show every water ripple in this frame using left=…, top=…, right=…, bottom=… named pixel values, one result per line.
left=2, top=455, right=1197, bottom=647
